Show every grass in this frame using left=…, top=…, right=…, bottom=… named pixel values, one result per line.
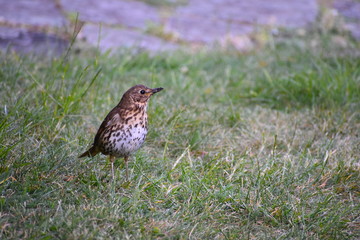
left=0, top=31, right=359, bottom=239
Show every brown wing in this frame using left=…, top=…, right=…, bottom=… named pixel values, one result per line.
left=93, top=106, right=127, bottom=146
left=79, top=106, right=127, bottom=158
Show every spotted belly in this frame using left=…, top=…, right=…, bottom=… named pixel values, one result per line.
left=102, top=125, right=148, bottom=157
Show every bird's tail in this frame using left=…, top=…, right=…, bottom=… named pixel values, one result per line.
left=78, top=145, right=100, bottom=158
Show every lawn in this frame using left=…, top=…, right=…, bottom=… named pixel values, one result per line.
left=0, top=31, right=359, bottom=239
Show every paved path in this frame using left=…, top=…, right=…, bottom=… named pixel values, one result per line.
left=0, top=0, right=358, bottom=55
left=334, top=0, right=360, bottom=40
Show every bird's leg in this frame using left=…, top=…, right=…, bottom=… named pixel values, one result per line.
left=124, top=156, right=129, bottom=181
left=109, top=155, right=115, bottom=180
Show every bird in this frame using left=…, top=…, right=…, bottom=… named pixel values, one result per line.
left=79, top=84, right=164, bottom=181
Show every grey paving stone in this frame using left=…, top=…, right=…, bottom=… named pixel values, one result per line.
left=80, top=24, right=177, bottom=53
left=333, top=0, right=360, bottom=40
left=60, top=0, right=160, bottom=29
left=168, top=16, right=254, bottom=43
left=0, top=0, right=330, bottom=55
left=334, top=0, right=360, bottom=20
left=0, top=0, right=67, bottom=27
left=167, top=0, right=318, bottom=43
left=0, top=27, right=69, bottom=56
left=345, top=22, right=360, bottom=40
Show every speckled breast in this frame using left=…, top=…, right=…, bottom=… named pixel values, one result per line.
left=103, top=122, right=148, bottom=157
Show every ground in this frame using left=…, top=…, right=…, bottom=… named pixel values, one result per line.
left=0, top=1, right=360, bottom=239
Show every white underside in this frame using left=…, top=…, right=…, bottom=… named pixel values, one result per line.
left=108, top=125, right=147, bottom=156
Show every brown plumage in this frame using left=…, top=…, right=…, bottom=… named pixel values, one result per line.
left=79, top=84, right=163, bottom=180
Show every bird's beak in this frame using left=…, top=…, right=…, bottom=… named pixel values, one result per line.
left=151, top=87, right=164, bottom=94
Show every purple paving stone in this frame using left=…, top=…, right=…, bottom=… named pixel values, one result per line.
left=0, top=0, right=67, bottom=27
left=0, top=27, right=69, bottom=56
left=333, top=0, right=360, bottom=40
left=334, top=0, right=360, bottom=20
left=61, top=0, right=160, bottom=29
left=80, top=24, right=177, bottom=53
left=345, top=22, right=360, bottom=40
left=168, top=16, right=253, bottom=43
left=167, top=0, right=318, bottom=43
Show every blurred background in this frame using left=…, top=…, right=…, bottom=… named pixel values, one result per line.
left=0, top=0, right=359, bottom=55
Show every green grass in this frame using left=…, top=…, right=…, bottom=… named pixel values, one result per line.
left=0, top=33, right=359, bottom=239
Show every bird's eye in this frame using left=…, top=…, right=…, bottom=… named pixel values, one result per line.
left=140, top=90, right=145, bottom=94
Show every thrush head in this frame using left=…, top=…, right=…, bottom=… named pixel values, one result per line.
left=121, top=85, right=163, bottom=105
